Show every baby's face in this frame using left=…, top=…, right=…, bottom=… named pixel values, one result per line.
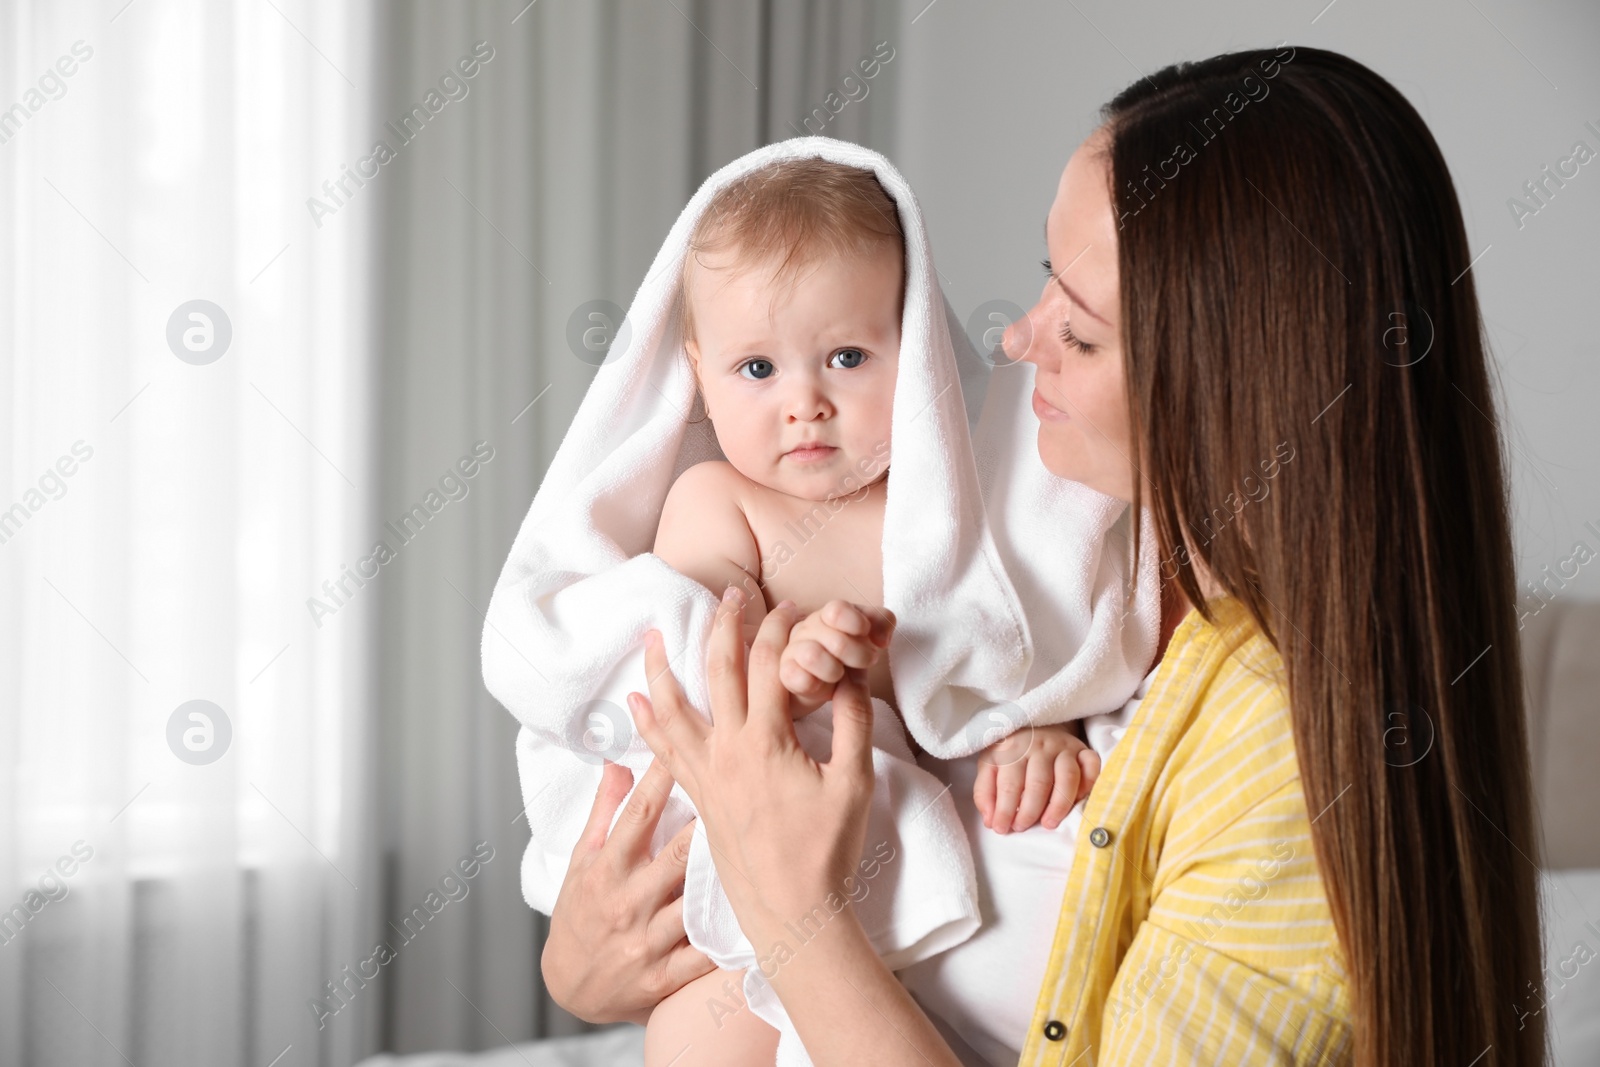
left=685, top=245, right=901, bottom=501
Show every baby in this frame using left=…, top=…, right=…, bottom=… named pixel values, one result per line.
left=641, top=158, right=1101, bottom=1064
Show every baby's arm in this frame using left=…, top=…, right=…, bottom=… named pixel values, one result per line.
left=974, top=722, right=1101, bottom=833
left=653, top=464, right=894, bottom=719
left=652, top=461, right=769, bottom=643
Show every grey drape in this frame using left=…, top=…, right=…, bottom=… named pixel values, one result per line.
left=372, top=0, right=902, bottom=1052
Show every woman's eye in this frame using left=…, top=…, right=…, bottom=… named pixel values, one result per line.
left=829, top=348, right=867, bottom=369
left=739, top=359, right=775, bottom=380
left=1059, top=320, right=1096, bottom=355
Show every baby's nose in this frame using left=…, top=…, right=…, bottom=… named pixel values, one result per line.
left=785, top=377, right=833, bottom=420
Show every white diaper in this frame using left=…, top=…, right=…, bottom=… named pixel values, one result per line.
left=897, top=671, right=1153, bottom=1066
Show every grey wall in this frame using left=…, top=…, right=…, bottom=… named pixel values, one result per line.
left=888, top=0, right=1600, bottom=603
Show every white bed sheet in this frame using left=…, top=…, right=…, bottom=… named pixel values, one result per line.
left=356, top=868, right=1600, bottom=1066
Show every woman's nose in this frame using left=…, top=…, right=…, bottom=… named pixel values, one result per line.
left=1002, top=303, right=1046, bottom=368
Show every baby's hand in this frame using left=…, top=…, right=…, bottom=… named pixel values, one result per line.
left=778, top=599, right=895, bottom=717
left=974, top=722, right=1101, bottom=833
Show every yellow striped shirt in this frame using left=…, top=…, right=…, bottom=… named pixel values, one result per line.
left=1018, top=597, right=1352, bottom=1065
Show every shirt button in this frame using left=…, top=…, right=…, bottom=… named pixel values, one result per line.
left=1089, top=826, right=1112, bottom=848
left=1043, top=1019, right=1067, bottom=1041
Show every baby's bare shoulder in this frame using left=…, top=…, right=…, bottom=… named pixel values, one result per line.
left=656, top=461, right=761, bottom=569
left=666, top=459, right=750, bottom=500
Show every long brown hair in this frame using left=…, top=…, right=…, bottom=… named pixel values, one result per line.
left=1104, top=46, right=1545, bottom=1066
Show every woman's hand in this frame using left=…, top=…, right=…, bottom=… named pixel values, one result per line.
left=627, top=588, right=884, bottom=944
left=628, top=588, right=965, bottom=1067
left=540, top=758, right=715, bottom=1025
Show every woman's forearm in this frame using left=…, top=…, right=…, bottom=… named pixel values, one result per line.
left=749, top=907, right=964, bottom=1067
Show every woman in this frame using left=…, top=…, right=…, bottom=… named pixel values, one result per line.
left=539, top=46, right=1546, bottom=1066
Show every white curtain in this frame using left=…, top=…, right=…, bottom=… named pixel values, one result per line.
left=0, top=0, right=902, bottom=1062
left=0, top=2, right=379, bottom=1066
left=373, top=0, right=903, bottom=1052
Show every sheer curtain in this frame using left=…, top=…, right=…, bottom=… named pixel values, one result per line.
left=374, top=0, right=904, bottom=1052
left=0, top=2, right=379, bottom=1066
left=0, top=0, right=904, bottom=1062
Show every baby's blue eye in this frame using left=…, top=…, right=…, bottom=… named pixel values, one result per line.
left=829, top=348, right=866, bottom=369
left=739, top=359, right=775, bottom=380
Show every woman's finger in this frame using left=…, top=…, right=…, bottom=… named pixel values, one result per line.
left=610, top=756, right=679, bottom=860
left=644, top=894, right=687, bottom=958
left=576, top=760, right=637, bottom=854
left=639, top=810, right=697, bottom=905
left=827, top=665, right=876, bottom=785
left=658, top=940, right=718, bottom=1000
left=634, top=630, right=710, bottom=773
left=704, top=589, right=751, bottom=731
left=746, top=601, right=802, bottom=739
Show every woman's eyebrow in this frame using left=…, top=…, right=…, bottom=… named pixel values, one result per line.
left=1043, top=219, right=1109, bottom=325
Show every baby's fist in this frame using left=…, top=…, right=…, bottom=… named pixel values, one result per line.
left=974, top=722, right=1100, bottom=833
left=778, top=600, right=895, bottom=716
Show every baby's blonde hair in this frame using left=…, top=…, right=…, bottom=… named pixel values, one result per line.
left=676, top=158, right=906, bottom=351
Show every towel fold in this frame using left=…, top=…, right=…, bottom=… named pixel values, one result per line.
left=482, top=135, right=1159, bottom=1065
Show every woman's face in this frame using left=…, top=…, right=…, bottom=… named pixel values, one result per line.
left=1004, top=127, right=1135, bottom=503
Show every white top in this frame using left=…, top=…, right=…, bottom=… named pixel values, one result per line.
left=897, top=667, right=1158, bottom=1066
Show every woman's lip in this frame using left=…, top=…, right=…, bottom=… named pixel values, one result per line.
left=784, top=445, right=838, bottom=463
left=1032, top=388, right=1070, bottom=422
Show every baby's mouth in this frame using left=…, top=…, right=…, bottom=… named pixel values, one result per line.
left=783, top=444, right=838, bottom=463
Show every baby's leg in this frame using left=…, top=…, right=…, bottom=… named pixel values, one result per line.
left=644, top=966, right=780, bottom=1066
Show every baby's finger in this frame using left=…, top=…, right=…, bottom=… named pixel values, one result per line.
left=786, top=638, right=847, bottom=686
left=1011, top=752, right=1058, bottom=830
left=1076, top=748, right=1102, bottom=799
left=821, top=600, right=897, bottom=648
left=778, top=664, right=830, bottom=706
left=1042, top=751, right=1082, bottom=829
left=807, top=626, right=881, bottom=670
left=991, top=762, right=1024, bottom=834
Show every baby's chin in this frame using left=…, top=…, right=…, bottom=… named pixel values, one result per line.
left=752, top=458, right=888, bottom=502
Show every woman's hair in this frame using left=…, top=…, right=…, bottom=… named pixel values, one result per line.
left=1103, top=46, right=1544, bottom=1066
left=675, top=157, right=905, bottom=350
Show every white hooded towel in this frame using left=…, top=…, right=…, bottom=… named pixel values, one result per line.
left=481, top=135, right=1160, bottom=1064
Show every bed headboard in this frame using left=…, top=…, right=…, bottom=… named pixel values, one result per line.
left=1519, top=597, right=1600, bottom=870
